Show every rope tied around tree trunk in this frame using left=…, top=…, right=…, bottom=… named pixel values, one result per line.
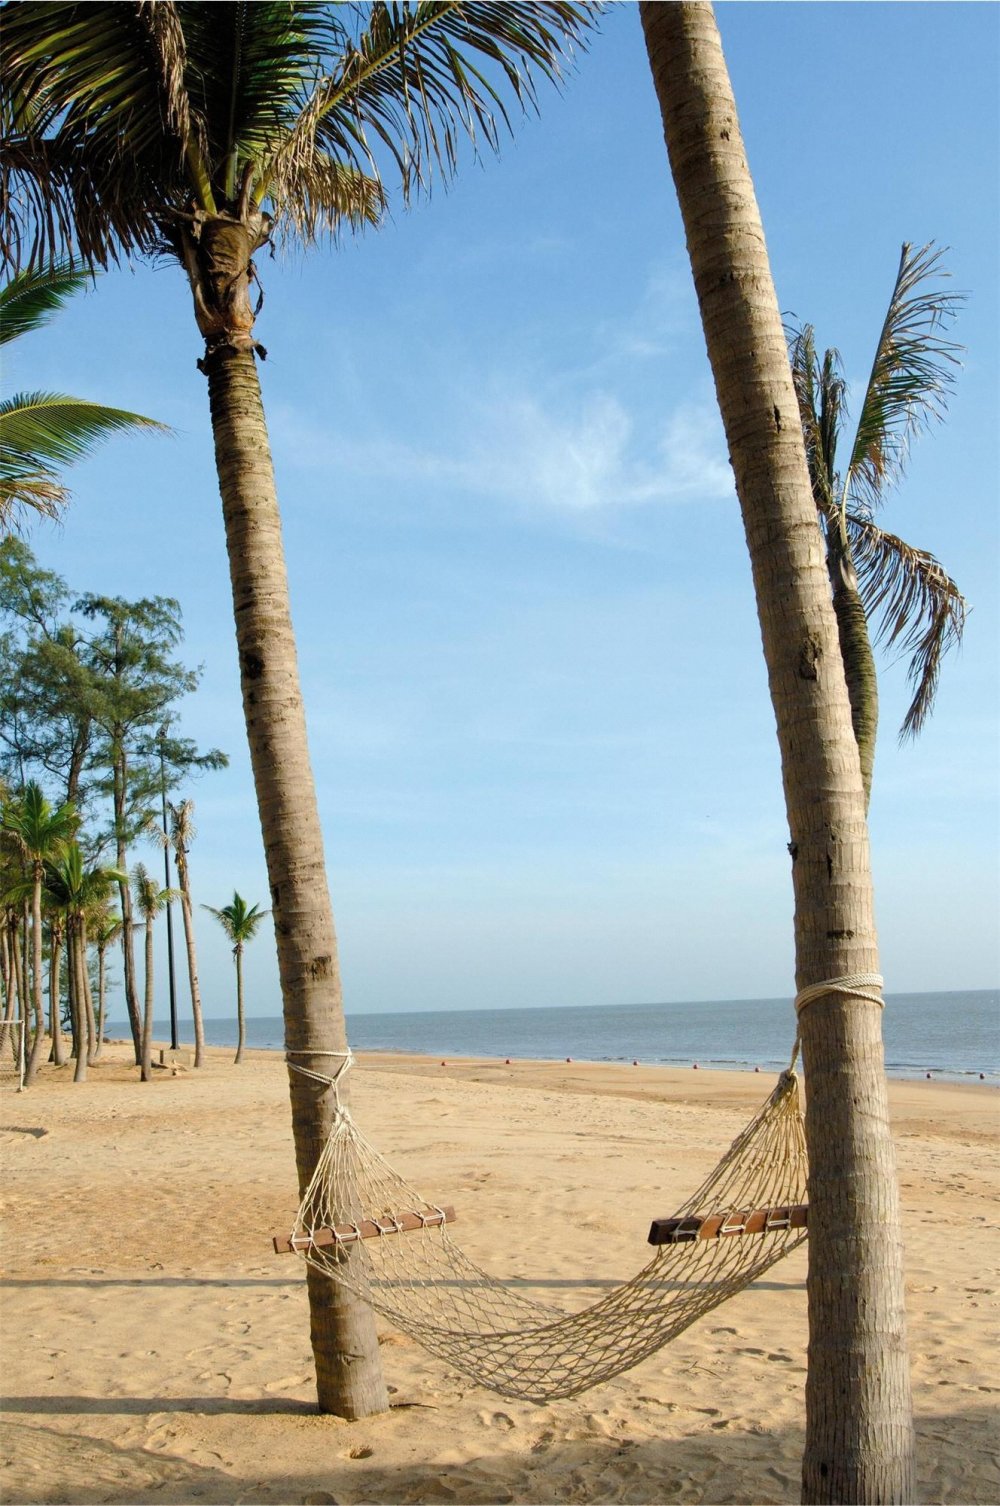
left=285, top=1049, right=354, bottom=1113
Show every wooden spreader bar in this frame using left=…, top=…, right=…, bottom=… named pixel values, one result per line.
left=648, top=1203, right=808, bottom=1246
left=274, top=1205, right=456, bottom=1255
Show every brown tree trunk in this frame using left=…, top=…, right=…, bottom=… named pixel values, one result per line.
left=23, top=881, right=46, bottom=1085
left=48, top=923, right=65, bottom=1066
left=71, top=918, right=88, bottom=1083
left=80, top=916, right=98, bottom=1066
left=826, top=535, right=879, bottom=809
left=175, top=847, right=207, bottom=1067
left=201, top=336, right=388, bottom=1419
left=233, top=944, right=246, bottom=1065
left=113, top=749, right=142, bottom=1064
left=639, top=5, right=913, bottom=1501
left=94, top=945, right=108, bottom=1061
left=140, top=920, right=154, bottom=1082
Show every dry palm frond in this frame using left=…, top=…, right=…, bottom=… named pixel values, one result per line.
left=848, top=515, right=967, bottom=738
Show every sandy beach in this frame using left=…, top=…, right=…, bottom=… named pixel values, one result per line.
left=1, top=1044, right=997, bottom=1505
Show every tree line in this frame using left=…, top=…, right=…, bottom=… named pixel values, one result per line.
left=0, top=538, right=227, bottom=1081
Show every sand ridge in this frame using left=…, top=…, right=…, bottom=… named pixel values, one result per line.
left=1, top=1044, right=997, bottom=1504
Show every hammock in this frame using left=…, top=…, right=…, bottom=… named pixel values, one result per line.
left=276, top=1057, right=809, bottom=1402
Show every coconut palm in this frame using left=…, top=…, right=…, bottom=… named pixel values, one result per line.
left=0, top=780, right=77, bottom=1083
left=203, top=891, right=269, bottom=1067
left=640, top=5, right=913, bottom=1498
left=132, top=862, right=175, bottom=1082
left=0, top=0, right=595, bottom=1417
left=90, top=905, right=122, bottom=1061
left=788, top=243, right=966, bottom=804
left=164, top=799, right=207, bottom=1067
left=0, top=261, right=167, bottom=532
left=43, top=842, right=125, bottom=1079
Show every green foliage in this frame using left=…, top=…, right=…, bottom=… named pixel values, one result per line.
left=0, top=1, right=597, bottom=269
left=203, top=890, right=270, bottom=951
left=0, top=263, right=168, bottom=530
left=788, top=242, right=967, bottom=743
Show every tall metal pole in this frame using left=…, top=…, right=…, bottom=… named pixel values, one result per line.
left=159, top=727, right=179, bottom=1052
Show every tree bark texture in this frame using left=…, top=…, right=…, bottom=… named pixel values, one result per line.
left=114, top=754, right=142, bottom=1064
left=140, top=919, right=154, bottom=1083
left=175, top=848, right=206, bottom=1067
left=639, top=5, right=913, bottom=1501
left=203, top=342, right=388, bottom=1420
left=826, top=541, right=879, bottom=809
left=24, top=880, right=46, bottom=1085
left=234, top=944, right=245, bottom=1065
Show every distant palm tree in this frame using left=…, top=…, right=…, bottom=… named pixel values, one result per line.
left=43, top=841, right=125, bottom=1080
left=787, top=242, right=966, bottom=803
left=203, top=892, right=270, bottom=1065
left=90, top=906, right=122, bottom=1061
left=0, top=262, right=167, bottom=532
left=0, top=1, right=595, bottom=1415
left=0, top=781, right=77, bottom=1083
left=132, top=862, right=175, bottom=1082
left=166, top=800, right=207, bottom=1068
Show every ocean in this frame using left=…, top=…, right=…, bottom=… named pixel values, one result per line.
left=170, top=990, right=998, bottom=1083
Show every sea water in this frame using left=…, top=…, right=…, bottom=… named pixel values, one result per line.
left=174, top=990, right=997, bottom=1083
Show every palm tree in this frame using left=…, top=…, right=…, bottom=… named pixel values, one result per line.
left=0, top=261, right=167, bottom=533
left=44, top=842, right=125, bottom=1079
left=0, top=0, right=595, bottom=1417
left=639, top=5, right=913, bottom=1500
left=90, top=905, right=122, bottom=1061
left=132, top=862, right=175, bottom=1083
left=788, top=243, right=966, bottom=804
left=165, top=800, right=206, bottom=1067
left=203, top=891, right=269, bottom=1066
left=0, top=780, right=77, bottom=1084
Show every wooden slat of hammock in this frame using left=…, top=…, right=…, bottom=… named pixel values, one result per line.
left=648, top=1203, right=808, bottom=1245
left=274, top=1205, right=456, bottom=1254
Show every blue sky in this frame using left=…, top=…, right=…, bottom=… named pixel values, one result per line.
left=9, top=2, right=999, bottom=1024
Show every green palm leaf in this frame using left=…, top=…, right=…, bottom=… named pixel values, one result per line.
left=0, top=261, right=93, bottom=345
left=0, top=392, right=169, bottom=529
left=270, top=2, right=593, bottom=208
left=845, top=242, right=965, bottom=515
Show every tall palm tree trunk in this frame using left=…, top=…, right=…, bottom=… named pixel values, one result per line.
left=80, top=917, right=98, bottom=1065
left=233, top=943, right=246, bottom=1065
left=175, top=849, right=206, bottom=1067
left=113, top=757, right=143, bottom=1064
left=825, top=537, right=879, bottom=807
left=48, top=923, right=65, bottom=1066
left=203, top=342, right=388, bottom=1420
left=71, top=918, right=88, bottom=1083
left=95, top=944, right=108, bottom=1060
left=24, top=881, right=46, bottom=1085
left=141, top=919, right=154, bottom=1082
left=639, top=5, right=913, bottom=1502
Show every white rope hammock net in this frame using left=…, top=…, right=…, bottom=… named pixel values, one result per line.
left=284, top=1062, right=809, bottom=1403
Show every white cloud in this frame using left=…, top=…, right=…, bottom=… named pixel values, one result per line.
left=275, top=387, right=732, bottom=514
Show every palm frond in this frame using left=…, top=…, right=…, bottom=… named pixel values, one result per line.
left=0, top=261, right=94, bottom=344
left=266, top=2, right=595, bottom=219
left=788, top=323, right=839, bottom=518
left=0, top=1, right=198, bottom=270
left=1, top=391, right=169, bottom=472
left=845, top=241, right=965, bottom=513
left=848, top=512, right=967, bottom=738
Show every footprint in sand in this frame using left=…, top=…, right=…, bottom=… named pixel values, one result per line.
left=477, top=1410, right=516, bottom=1431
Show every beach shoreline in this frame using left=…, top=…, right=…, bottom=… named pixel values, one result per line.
left=2, top=1043, right=997, bottom=1504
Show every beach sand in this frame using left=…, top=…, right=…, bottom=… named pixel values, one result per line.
left=1, top=1044, right=996, bottom=1505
